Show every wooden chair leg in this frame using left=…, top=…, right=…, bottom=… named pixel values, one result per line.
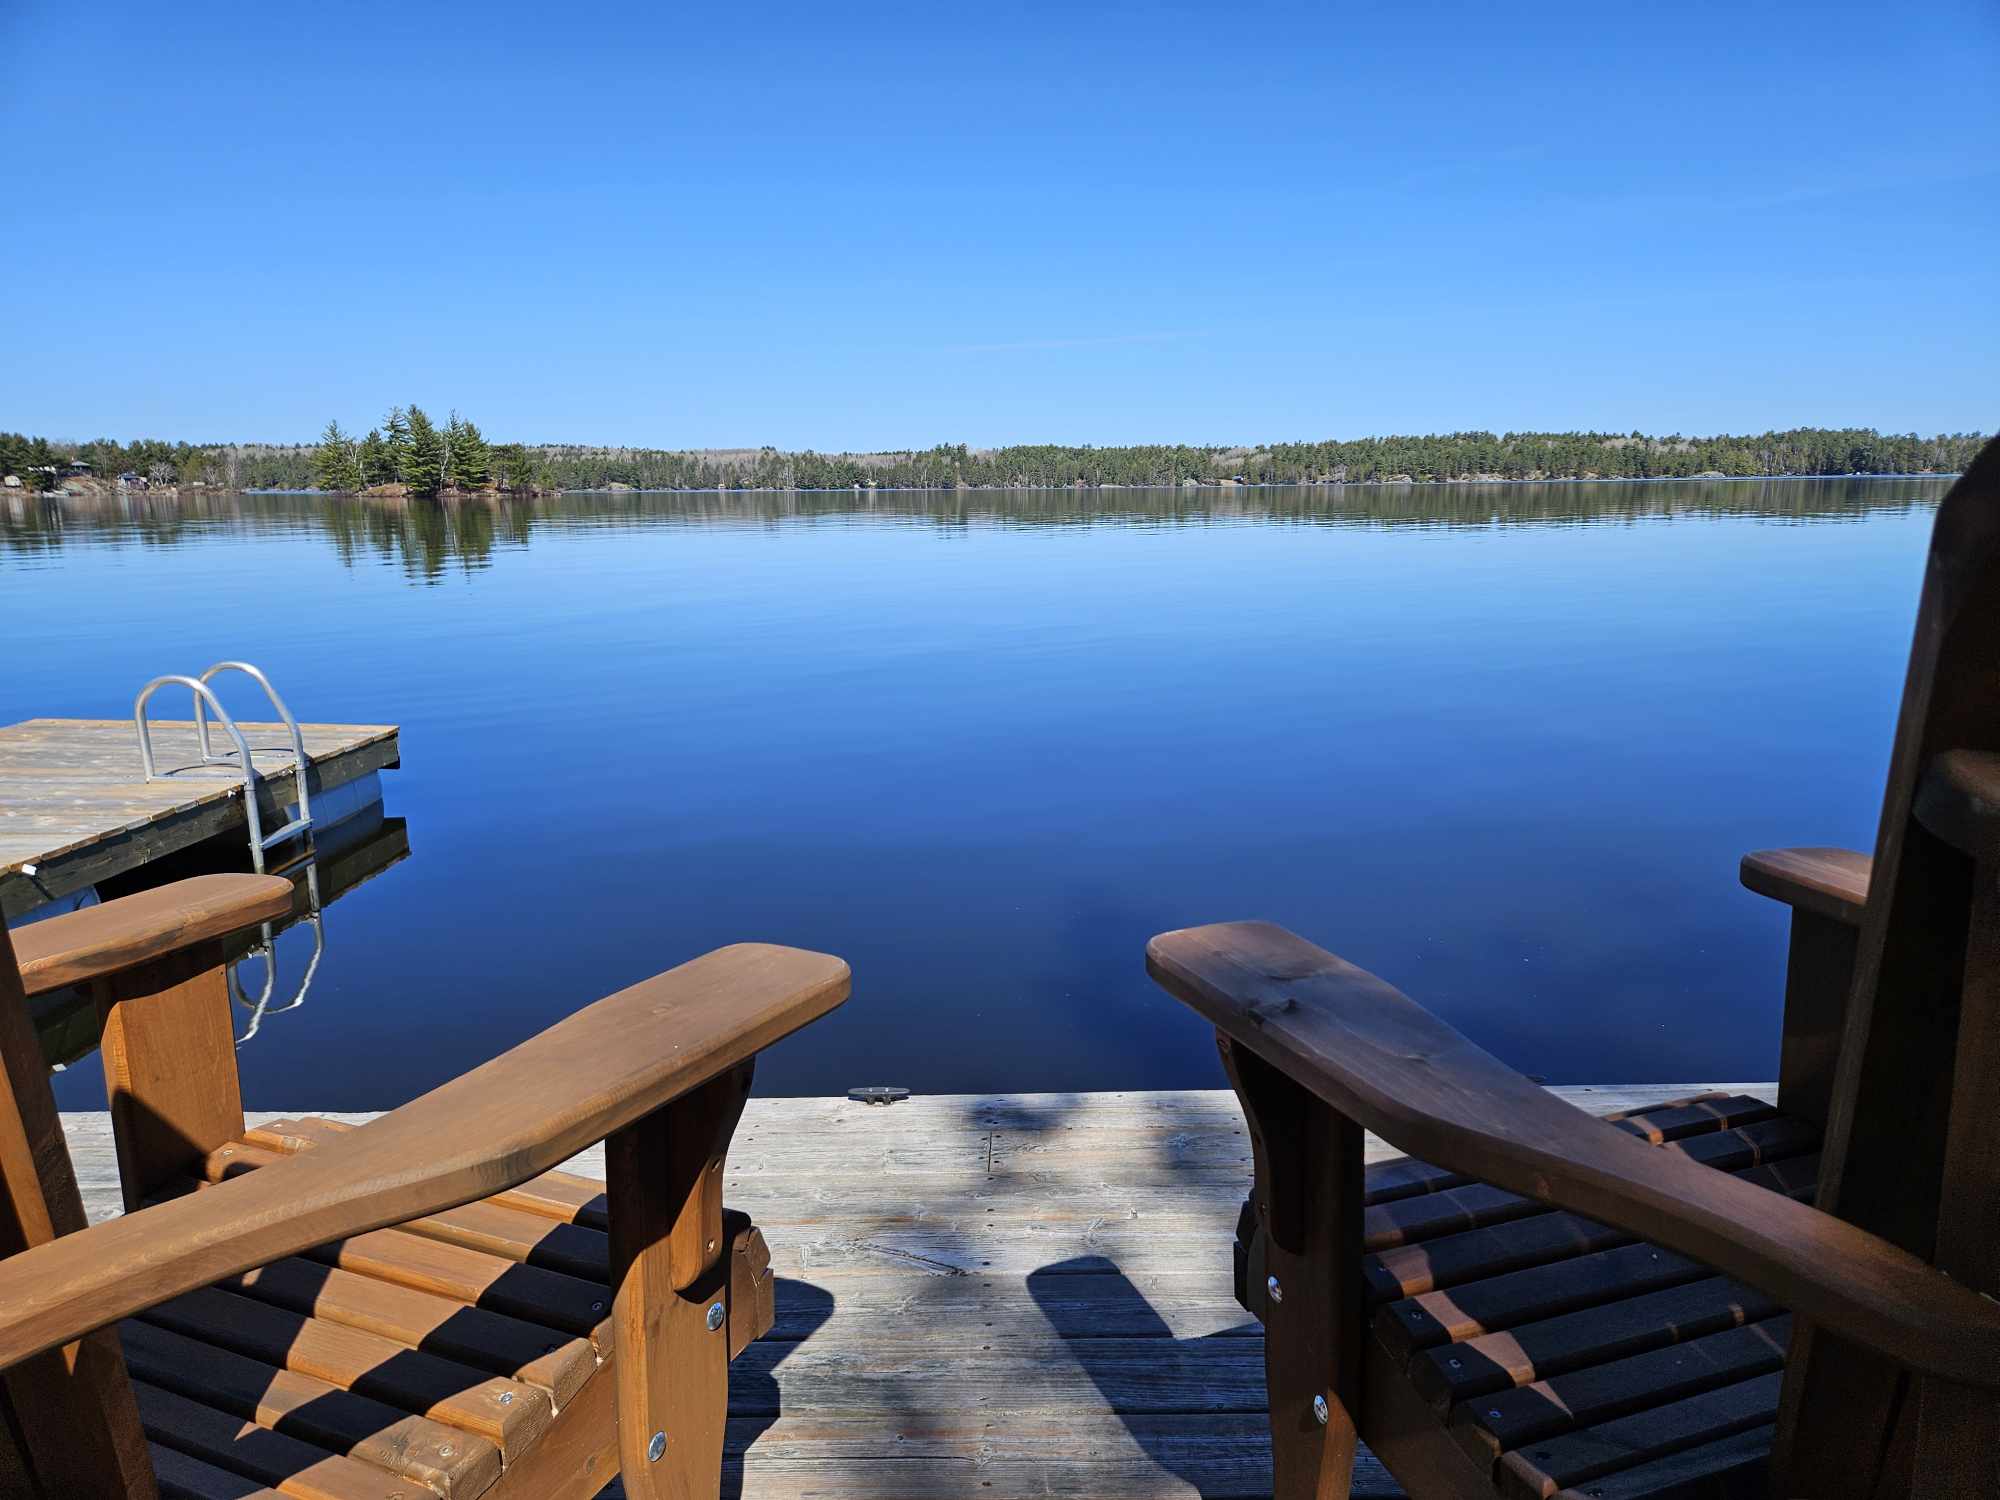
left=91, top=940, right=246, bottom=1210
left=0, top=926, right=157, bottom=1499
left=1775, top=908, right=1859, bottom=1134
left=607, top=1061, right=754, bottom=1500
left=1220, top=1032, right=1364, bottom=1500
left=722, top=1209, right=776, bottom=1356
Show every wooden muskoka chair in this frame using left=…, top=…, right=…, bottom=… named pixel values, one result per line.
left=0, top=879, right=849, bottom=1499
left=1148, top=437, right=2000, bottom=1500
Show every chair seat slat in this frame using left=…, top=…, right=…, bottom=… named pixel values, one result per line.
left=219, top=1255, right=598, bottom=1405
left=119, top=1321, right=499, bottom=1497
left=1448, top=1317, right=1791, bottom=1474
left=1409, top=1277, right=1782, bottom=1411
left=135, top=1380, right=414, bottom=1500
left=1496, top=1371, right=1782, bottom=1500
left=137, top=1286, right=551, bottom=1460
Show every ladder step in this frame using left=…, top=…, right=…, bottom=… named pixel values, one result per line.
left=258, top=818, right=312, bottom=848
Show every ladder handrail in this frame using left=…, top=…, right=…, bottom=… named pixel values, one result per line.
left=133, top=675, right=275, bottom=870
left=131, top=662, right=328, bottom=1048
left=193, top=662, right=313, bottom=833
left=232, top=912, right=325, bottom=1046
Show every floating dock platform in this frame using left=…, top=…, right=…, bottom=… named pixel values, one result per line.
left=64, top=1083, right=1778, bottom=1499
left=0, top=718, right=400, bottom=918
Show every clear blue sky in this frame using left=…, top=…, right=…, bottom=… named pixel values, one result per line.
left=4, top=0, right=1994, bottom=450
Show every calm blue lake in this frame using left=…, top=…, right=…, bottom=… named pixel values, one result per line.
left=2, top=479, right=1946, bottom=1108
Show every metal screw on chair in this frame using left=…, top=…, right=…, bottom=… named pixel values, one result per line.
left=497, top=1392, right=514, bottom=1405
left=707, top=1300, right=726, bottom=1332
left=591, top=1300, right=605, bottom=1313
left=648, top=1431, right=668, bottom=1462
left=1312, top=1394, right=1330, bottom=1426
left=437, top=1445, right=453, bottom=1459
left=1266, top=1274, right=1282, bottom=1304
left=1448, top=1357, right=1463, bottom=1369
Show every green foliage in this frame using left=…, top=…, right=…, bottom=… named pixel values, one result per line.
left=381, top=406, right=410, bottom=479
left=502, top=429, right=1986, bottom=492
left=314, top=420, right=363, bottom=492
left=178, top=446, right=215, bottom=484
left=445, top=411, right=491, bottom=491
left=402, top=405, right=445, bottom=499
left=358, top=428, right=394, bottom=487
left=3, top=425, right=1988, bottom=497
left=0, top=432, right=56, bottom=491
left=493, top=443, right=542, bottom=491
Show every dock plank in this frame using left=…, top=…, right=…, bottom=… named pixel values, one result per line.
left=0, top=718, right=400, bottom=916
left=56, top=1086, right=1775, bottom=1498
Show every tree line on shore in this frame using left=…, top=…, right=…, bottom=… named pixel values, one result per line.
left=1, top=425, right=1987, bottom=497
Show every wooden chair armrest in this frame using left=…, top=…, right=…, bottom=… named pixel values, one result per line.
left=1914, top=748, right=2000, bottom=861
left=11, top=875, right=294, bottom=997
left=1147, top=918, right=2000, bottom=1390
left=0, top=941, right=848, bottom=1368
left=1739, top=846, right=1870, bottom=926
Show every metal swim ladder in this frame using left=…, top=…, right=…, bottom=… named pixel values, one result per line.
left=133, top=661, right=326, bottom=1044
left=133, top=661, right=314, bottom=873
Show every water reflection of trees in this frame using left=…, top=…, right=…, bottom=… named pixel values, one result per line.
left=0, top=477, right=1950, bottom=575
left=320, top=498, right=503, bottom=583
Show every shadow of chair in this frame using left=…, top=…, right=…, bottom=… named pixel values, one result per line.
left=1028, top=1254, right=1270, bottom=1500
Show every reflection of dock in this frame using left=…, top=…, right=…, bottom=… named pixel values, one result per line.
left=30, top=800, right=410, bottom=1068
left=0, top=718, right=400, bottom=918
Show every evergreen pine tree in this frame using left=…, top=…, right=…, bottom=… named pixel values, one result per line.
left=447, top=412, right=491, bottom=491
left=314, top=420, right=362, bottom=492
left=359, top=428, right=393, bottom=487
left=26, top=437, right=53, bottom=491
left=402, top=406, right=445, bottom=499
left=382, top=406, right=411, bottom=482
left=495, top=443, right=536, bottom=491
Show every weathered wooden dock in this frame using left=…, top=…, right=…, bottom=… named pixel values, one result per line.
left=61, top=1084, right=1776, bottom=1498
left=0, top=718, right=400, bottom=918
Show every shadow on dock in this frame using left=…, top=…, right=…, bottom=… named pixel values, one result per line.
left=1028, top=1255, right=1259, bottom=1500
left=724, top=1279, right=833, bottom=1497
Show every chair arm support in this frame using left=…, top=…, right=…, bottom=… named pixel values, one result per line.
left=11, top=875, right=294, bottom=997
left=1739, top=847, right=1870, bottom=926
left=1147, top=919, right=2000, bottom=1390
left=0, top=941, right=848, bottom=1368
